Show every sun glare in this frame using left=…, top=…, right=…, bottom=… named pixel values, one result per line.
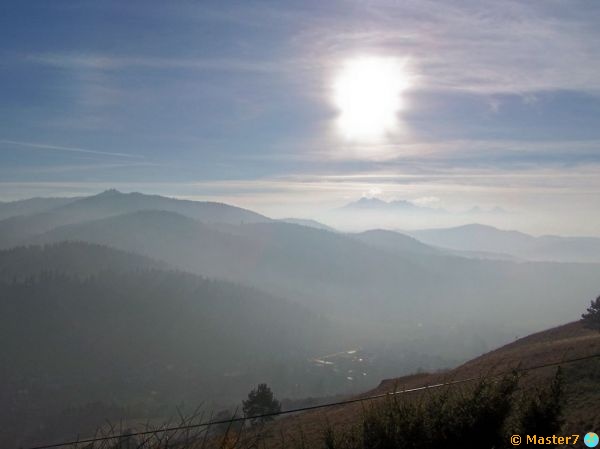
left=333, top=56, right=410, bottom=142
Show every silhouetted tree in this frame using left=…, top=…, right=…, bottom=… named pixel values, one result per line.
left=242, top=383, right=281, bottom=426
left=581, top=295, right=600, bottom=332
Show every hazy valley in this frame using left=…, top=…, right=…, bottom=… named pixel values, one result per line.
left=1, top=190, right=599, bottom=446
left=4, top=2, right=600, bottom=447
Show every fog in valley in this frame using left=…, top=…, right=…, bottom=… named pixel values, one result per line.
left=1, top=191, right=598, bottom=446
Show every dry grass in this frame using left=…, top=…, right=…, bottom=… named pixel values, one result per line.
left=239, top=321, right=600, bottom=449
left=45, top=322, right=600, bottom=449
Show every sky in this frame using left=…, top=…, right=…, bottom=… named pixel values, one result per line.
left=1, top=0, right=600, bottom=235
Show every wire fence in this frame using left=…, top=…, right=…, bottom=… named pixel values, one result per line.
left=25, top=352, right=600, bottom=449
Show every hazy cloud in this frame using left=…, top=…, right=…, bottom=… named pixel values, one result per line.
left=0, top=140, right=143, bottom=159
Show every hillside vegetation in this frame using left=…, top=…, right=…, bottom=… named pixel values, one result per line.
left=0, top=241, right=167, bottom=281
left=0, top=244, right=343, bottom=448
left=238, top=321, right=600, bottom=449
left=1, top=192, right=598, bottom=448
left=27, top=201, right=600, bottom=342
left=44, top=321, right=598, bottom=449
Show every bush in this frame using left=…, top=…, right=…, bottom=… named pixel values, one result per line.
left=323, top=370, right=564, bottom=449
left=517, top=368, right=563, bottom=438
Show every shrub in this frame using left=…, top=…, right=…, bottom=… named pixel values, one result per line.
left=322, top=369, right=563, bottom=449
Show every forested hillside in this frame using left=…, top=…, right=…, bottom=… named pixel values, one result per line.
left=0, top=241, right=167, bottom=281
left=2, top=194, right=599, bottom=447
left=32, top=209, right=600, bottom=341
left=0, top=245, right=343, bottom=448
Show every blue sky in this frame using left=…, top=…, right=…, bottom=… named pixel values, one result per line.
left=1, top=0, right=600, bottom=235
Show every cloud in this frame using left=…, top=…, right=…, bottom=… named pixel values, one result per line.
left=363, top=187, right=383, bottom=198
left=291, top=0, right=600, bottom=95
left=4, top=162, right=159, bottom=175
left=25, top=53, right=296, bottom=75
left=29, top=1, right=600, bottom=97
left=0, top=139, right=143, bottom=159
left=412, top=196, right=440, bottom=206
left=243, top=137, right=600, bottom=169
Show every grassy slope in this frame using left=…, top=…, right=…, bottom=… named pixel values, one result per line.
left=256, top=321, right=600, bottom=446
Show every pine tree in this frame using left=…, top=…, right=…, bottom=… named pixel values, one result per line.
left=242, top=383, right=281, bottom=426
left=581, top=295, right=600, bottom=332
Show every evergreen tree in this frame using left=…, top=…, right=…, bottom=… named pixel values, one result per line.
left=581, top=295, right=600, bottom=332
left=242, top=383, right=281, bottom=426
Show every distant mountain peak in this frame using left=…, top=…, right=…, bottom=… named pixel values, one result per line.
left=341, top=197, right=442, bottom=213
left=451, top=223, right=530, bottom=237
left=357, top=197, right=387, bottom=205
left=97, top=188, right=123, bottom=197
left=344, top=197, right=409, bottom=209
left=341, top=197, right=389, bottom=209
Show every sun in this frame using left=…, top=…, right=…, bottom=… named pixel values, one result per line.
left=332, top=56, right=410, bottom=142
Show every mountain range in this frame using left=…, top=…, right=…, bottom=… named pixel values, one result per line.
left=407, top=223, right=600, bottom=263
left=0, top=190, right=594, bottom=336
left=1, top=190, right=599, bottom=446
left=0, top=196, right=80, bottom=220
left=0, top=189, right=268, bottom=249
left=341, top=197, right=443, bottom=213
